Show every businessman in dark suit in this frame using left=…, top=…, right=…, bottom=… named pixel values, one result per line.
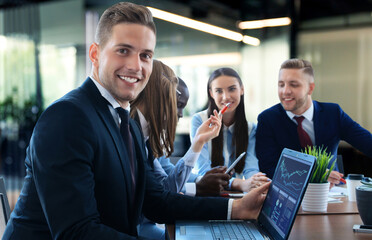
left=256, top=59, right=372, bottom=186
left=3, top=2, right=270, bottom=239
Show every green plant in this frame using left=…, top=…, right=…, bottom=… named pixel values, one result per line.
left=304, top=146, right=336, bottom=183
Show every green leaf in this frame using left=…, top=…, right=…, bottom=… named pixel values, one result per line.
left=303, top=146, right=334, bottom=183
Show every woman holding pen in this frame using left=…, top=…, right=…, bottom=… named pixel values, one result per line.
left=130, top=60, right=229, bottom=240
left=190, top=67, right=269, bottom=193
left=130, top=60, right=228, bottom=195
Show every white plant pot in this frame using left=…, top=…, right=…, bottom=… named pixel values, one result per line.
left=302, top=182, right=330, bottom=212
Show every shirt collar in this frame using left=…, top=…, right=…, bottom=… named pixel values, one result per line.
left=90, top=76, right=130, bottom=111
left=286, top=101, right=314, bottom=121
left=223, top=123, right=235, bottom=133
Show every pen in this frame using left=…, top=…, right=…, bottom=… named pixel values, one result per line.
left=209, top=103, right=231, bottom=127
left=340, top=178, right=346, bottom=184
left=225, top=152, right=246, bottom=174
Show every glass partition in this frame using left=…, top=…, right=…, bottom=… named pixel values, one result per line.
left=298, top=27, right=372, bottom=131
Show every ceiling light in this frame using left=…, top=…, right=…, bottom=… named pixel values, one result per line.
left=158, top=52, right=242, bottom=67
left=238, top=17, right=291, bottom=29
left=148, top=7, right=260, bottom=46
left=242, top=35, right=260, bottom=46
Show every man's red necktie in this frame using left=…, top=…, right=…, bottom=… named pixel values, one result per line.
left=294, top=116, right=313, bottom=148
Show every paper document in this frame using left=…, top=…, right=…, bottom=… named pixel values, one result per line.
left=328, top=197, right=343, bottom=203
left=329, top=186, right=347, bottom=197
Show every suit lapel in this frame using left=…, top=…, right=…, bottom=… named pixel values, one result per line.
left=278, top=105, right=302, bottom=149
left=80, top=78, right=135, bottom=198
left=132, top=112, right=154, bottom=167
left=129, top=119, right=147, bottom=222
left=312, top=101, right=324, bottom=146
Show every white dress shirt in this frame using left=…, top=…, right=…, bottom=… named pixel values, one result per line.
left=90, top=77, right=129, bottom=126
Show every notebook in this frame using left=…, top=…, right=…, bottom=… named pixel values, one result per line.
left=175, top=148, right=316, bottom=240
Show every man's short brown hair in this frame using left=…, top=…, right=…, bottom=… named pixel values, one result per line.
left=280, top=59, right=314, bottom=80
left=95, top=2, right=156, bottom=47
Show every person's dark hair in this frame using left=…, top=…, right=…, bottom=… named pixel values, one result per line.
left=178, top=77, right=187, bottom=89
left=130, top=60, right=178, bottom=158
left=95, top=2, right=156, bottom=47
left=207, top=68, right=248, bottom=173
left=280, top=59, right=314, bottom=81
left=176, top=77, right=189, bottom=108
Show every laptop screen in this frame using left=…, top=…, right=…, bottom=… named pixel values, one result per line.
left=257, top=148, right=315, bottom=240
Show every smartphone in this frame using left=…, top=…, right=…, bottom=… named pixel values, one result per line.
left=225, top=152, right=246, bottom=174
left=353, top=224, right=372, bottom=233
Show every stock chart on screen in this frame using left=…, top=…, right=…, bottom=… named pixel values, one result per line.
left=261, top=153, right=312, bottom=237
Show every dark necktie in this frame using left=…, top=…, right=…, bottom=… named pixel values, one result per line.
left=116, top=107, right=136, bottom=191
left=294, top=116, right=313, bottom=148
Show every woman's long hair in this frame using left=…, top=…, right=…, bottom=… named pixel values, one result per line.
left=130, top=59, right=178, bottom=158
left=207, top=68, right=248, bottom=173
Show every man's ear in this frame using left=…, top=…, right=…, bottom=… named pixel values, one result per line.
left=308, top=82, right=315, bottom=95
left=89, top=43, right=99, bottom=68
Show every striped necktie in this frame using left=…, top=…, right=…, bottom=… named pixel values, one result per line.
left=294, top=116, right=313, bottom=148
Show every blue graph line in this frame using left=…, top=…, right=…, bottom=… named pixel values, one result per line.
left=278, top=160, right=308, bottom=191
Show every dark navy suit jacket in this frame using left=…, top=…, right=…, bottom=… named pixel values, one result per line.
left=256, top=101, right=372, bottom=178
left=3, top=78, right=228, bottom=240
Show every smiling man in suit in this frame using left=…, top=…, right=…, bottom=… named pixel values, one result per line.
left=256, top=59, right=372, bottom=187
left=3, top=2, right=270, bottom=239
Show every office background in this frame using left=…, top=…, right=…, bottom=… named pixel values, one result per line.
left=0, top=0, right=372, bottom=209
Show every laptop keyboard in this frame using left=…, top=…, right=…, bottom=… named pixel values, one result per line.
left=210, top=221, right=257, bottom=240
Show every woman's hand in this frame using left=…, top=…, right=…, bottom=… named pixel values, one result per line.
left=328, top=170, right=343, bottom=189
left=191, top=110, right=222, bottom=153
left=231, top=172, right=270, bottom=192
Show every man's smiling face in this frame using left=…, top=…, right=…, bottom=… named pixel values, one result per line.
left=278, top=68, right=314, bottom=115
left=92, top=23, right=156, bottom=108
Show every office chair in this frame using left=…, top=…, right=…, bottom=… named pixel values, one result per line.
left=0, top=178, right=10, bottom=223
left=337, top=155, right=344, bottom=174
left=0, top=177, right=10, bottom=237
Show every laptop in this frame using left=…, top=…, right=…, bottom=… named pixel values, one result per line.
left=175, top=148, right=316, bottom=240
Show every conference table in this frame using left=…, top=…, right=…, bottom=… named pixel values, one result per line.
left=289, top=198, right=368, bottom=240
left=166, top=196, right=371, bottom=240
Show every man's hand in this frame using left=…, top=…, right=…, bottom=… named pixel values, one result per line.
left=196, top=166, right=230, bottom=196
left=231, top=182, right=271, bottom=220
left=328, top=170, right=344, bottom=189
left=231, top=172, right=270, bottom=192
